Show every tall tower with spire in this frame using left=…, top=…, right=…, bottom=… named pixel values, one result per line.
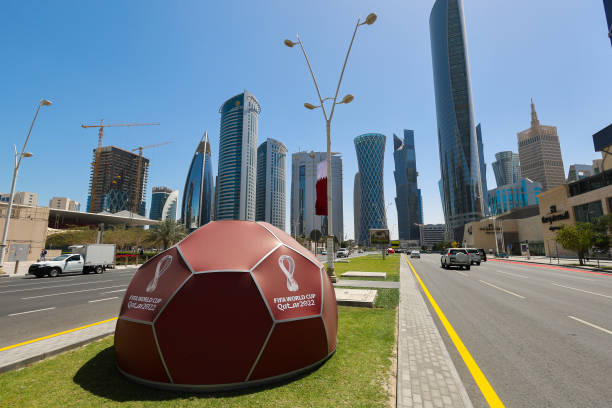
left=517, top=99, right=565, bottom=191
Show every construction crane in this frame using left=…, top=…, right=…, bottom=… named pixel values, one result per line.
left=131, top=141, right=173, bottom=214
left=81, top=120, right=160, bottom=212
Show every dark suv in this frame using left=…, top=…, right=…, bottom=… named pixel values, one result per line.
left=476, top=248, right=487, bottom=262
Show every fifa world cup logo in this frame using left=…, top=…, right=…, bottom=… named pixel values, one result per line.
left=146, top=254, right=173, bottom=293
left=278, top=255, right=299, bottom=292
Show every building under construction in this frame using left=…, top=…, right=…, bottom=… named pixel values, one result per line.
left=87, top=146, right=149, bottom=216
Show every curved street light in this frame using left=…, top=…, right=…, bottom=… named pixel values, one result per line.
left=0, top=99, right=52, bottom=268
left=284, top=13, right=376, bottom=282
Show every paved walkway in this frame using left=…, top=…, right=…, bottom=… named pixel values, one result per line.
left=397, top=256, right=473, bottom=408
left=334, top=279, right=400, bottom=288
left=499, top=255, right=612, bottom=273
left=0, top=318, right=117, bottom=373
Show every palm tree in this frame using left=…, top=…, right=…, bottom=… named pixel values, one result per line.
left=148, top=220, right=187, bottom=250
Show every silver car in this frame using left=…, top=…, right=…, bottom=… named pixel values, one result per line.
left=440, top=248, right=470, bottom=270
left=410, top=250, right=420, bottom=259
left=465, top=248, right=482, bottom=265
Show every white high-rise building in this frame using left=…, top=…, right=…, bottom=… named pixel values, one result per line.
left=216, top=90, right=260, bottom=221
left=256, top=138, right=287, bottom=230
left=49, top=197, right=80, bottom=211
left=290, top=151, right=343, bottom=242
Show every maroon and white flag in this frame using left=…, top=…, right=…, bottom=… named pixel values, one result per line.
left=315, top=160, right=327, bottom=216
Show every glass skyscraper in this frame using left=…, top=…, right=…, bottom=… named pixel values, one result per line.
left=477, top=124, right=490, bottom=216
left=393, top=130, right=423, bottom=243
left=182, top=135, right=213, bottom=231
left=150, top=186, right=178, bottom=222
left=216, top=90, right=260, bottom=221
left=354, top=133, right=387, bottom=245
left=256, top=138, right=287, bottom=230
left=430, top=0, right=484, bottom=242
left=492, top=151, right=521, bottom=187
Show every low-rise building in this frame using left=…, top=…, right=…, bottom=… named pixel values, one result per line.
left=487, top=178, right=542, bottom=216
left=0, top=192, right=38, bottom=206
left=49, top=197, right=80, bottom=212
left=0, top=202, right=49, bottom=262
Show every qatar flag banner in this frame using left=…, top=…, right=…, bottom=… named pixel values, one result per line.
left=315, top=160, right=327, bottom=216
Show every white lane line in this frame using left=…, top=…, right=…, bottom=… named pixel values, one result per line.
left=0, top=279, right=125, bottom=294
left=102, top=289, right=126, bottom=294
left=551, top=283, right=612, bottom=299
left=456, top=271, right=469, bottom=277
left=0, top=278, right=77, bottom=288
left=88, top=297, right=119, bottom=303
left=568, top=316, right=612, bottom=335
left=8, top=307, right=56, bottom=317
left=495, top=269, right=528, bottom=279
left=21, top=285, right=128, bottom=300
left=479, top=280, right=526, bottom=299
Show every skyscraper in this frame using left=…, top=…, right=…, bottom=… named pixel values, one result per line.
left=354, top=133, right=387, bottom=245
left=182, top=134, right=213, bottom=231
left=150, top=186, right=179, bottom=222
left=393, top=130, right=423, bottom=243
left=216, top=90, right=260, bottom=221
left=256, top=138, right=287, bottom=230
left=492, top=151, right=521, bottom=187
left=476, top=124, right=490, bottom=216
left=353, top=172, right=361, bottom=243
left=430, top=0, right=484, bottom=242
left=290, top=151, right=343, bottom=241
left=87, top=146, right=149, bottom=216
left=517, top=100, right=565, bottom=191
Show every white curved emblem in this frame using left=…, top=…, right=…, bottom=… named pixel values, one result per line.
left=278, top=255, right=299, bottom=292
left=146, top=254, right=173, bottom=293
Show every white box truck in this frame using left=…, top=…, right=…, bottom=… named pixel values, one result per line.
left=28, top=244, right=116, bottom=278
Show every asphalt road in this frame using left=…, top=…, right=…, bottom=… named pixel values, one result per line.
left=409, top=254, right=612, bottom=408
left=0, top=268, right=137, bottom=348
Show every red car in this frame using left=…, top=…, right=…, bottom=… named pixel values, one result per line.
left=387, top=248, right=395, bottom=254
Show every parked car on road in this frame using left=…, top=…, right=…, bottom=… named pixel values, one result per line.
left=387, top=248, right=395, bottom=254
left=440, top=248, right=470, bottom=270
left=28, top=244, right=116, bottom=278
left=336, top=248, right=349, bottom=258
left=321, top=250, right=327, bottom=255
left=495, top=252, right=509, bottom=258
left=410, top=250, right=420, bottom=259
left=465, top=248, right=482, bottom=265
left=476, top=248, right=487, bottom=262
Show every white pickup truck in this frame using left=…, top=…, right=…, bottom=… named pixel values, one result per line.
left=28, top=244, right=116, bottom=278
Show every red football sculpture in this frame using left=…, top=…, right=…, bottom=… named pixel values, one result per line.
left=114, top=220, right=338, bottom=391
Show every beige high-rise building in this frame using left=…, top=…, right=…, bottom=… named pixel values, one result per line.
left=0, top=191, right=38, bottom=207
left=517, top=100, right=565, bottom=191
left=49, top=197, right=81, bottom=211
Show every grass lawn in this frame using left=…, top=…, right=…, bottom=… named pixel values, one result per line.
left=0, top=307, right=396, bottom=408
left=332, top=254, right=400, bottom=281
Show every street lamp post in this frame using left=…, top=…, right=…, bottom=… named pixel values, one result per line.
left=0, top=99, right=52, bottom=268
left=284, top=12, right=376, bottom=282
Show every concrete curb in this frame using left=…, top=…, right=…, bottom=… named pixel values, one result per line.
left=490, top=258, right=612, bottom=274
left=0, top=330, right=114, bottom=374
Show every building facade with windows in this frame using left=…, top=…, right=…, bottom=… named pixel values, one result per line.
left=430, top=0, right=485, bottom=242
left=290, top=151, right=343, bottom=241
left=150, top=186, right=178, bottom=222
left=216, top=90, right=260, bottom=221
left=422, top=224, right=446, bottom=248
left=182, top=136, right=213, bottom=230
left=492, top=151, right=520, bottom=187
left=517, top=100, right=565, bottom=191
left=393, top=130, right=423, bottom=243
left=487, top=178, right=542, bottom=216
left=567, top=164, right=594, bottom=182
left=87, top=146, right=149, bottom=216
left=354, top=133, right=387, bottom=245
left=49, top=197, right=80, bottom=212
left=256, top=138, right=287, bottom=230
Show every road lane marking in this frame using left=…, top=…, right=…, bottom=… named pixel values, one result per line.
left=21, top=285, right=128, bottom=299
left=479, top=280, right=525, bottom=299
left=7, top=307, right=56, bottom=317
left=102, top=289, right=126, bottom=294
left=495, top=270, right=528, bottom=279
left=0, top=279, right=125, bottom=294
left=405, top=256, right=505, bottom=408
left=0, top=317, right=118, bottom=352
left=0, top=278, right=77, bottom=288
left=551, top=283, right=612, bottom=299
left=88, top=297, right=118, bottom=303
left=568, top=316, right=612, bottom=335
left=456, top=271, right=469, bottom=277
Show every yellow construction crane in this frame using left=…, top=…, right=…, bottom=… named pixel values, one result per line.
left=81, top=120, right=160, bottom=212
left=131, top=141, right=173, bottom=214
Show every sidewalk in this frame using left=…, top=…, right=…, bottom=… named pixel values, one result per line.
left=397, top=256, right=472, bottom=408
left=497, top=255, right=612, bottom=273
left=0, top=318, right=117, bottom=373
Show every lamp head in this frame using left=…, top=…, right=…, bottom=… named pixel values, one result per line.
left=284, top=39, right=297, bottom=48
left=304, top=102, right=319, bottom=110
left=339, top=94, right=354, bottom=104
left=40, top=99, right=52, bottom=106
left=22, top=152, right=33, bottom=158
left=365, top=13, right=377, bottom=25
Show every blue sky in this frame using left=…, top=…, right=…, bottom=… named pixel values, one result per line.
left=1, top=0, right=610, bottom=239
